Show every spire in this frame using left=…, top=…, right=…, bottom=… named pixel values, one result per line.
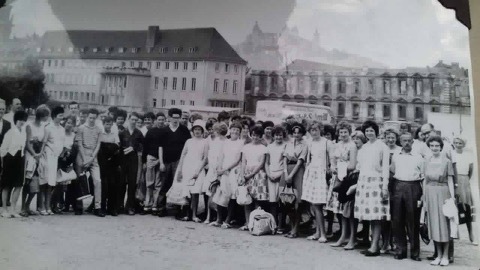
left=313, top=28, right=320, bottom=44
left=253, top=21, right=262, bottom=34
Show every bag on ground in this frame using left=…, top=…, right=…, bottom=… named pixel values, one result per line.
left=248, top=208, right=277, bottom=236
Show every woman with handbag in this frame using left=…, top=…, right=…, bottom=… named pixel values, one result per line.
left=424, top=136, right=456, bottom=266
left=265, top=125, right=287, bottom=232
left=302, top=121, right=337, bottom=243
left=354, top=120, right=390, bottom=257
left=329, top=122, right=357, bottom=248
left=452, top=136, right=477, bottom=245
left=282, top=123, right=308, bottom=238
left=239, top=126, right=268, bottom=230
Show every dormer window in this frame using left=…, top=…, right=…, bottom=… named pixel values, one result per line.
left=118, top=47, right=125, bottom=53
left=80, top=47, right=88, bottom=53
left=131, top=47, right=140, bottom=53
left=174, top=47, right=183, bottom=53
left=147, top=47, right=153, bottom=53
left=105, top=47, right=113, bottom=53
left=188, top=47, right=198, bottom=53
left=93, top=47, right=99, bottom=53
left=68, top=47, right=74, bottom=53
left=159, top=47, right=168, bottom=53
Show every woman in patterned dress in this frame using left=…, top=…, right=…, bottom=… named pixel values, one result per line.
left=354, top=120, right=390, bottom=256
left=240, top=126, right=268, bottom=228
left=302, top=121, right=336, bottom=243
left=283, top=123, right=308, bottom=238
left=330, top=122, right=357, bottom=248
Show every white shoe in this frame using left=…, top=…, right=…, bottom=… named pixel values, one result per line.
left=1, top=212, right=12, bottom=218
left=430, top=258, right=441, bottom=266
left=440, top=258, right=449, bottom=266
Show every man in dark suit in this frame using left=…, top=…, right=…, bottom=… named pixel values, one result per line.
left=0, top=99, right=12, bottom=207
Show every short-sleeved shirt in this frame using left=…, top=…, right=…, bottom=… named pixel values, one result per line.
left=75, top=124, right=102, bottom=150
left=284, top=139, right=308, bottom=163
left=452, top=150, right=473, bottom=175
left=242, top=143, right=267, bottom=169
left=391, top=151, right=424, bottom=181
left=425, top=156, right=453, bottom=185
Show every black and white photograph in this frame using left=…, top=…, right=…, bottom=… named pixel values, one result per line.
left=0, top=0, right=479, bottom=269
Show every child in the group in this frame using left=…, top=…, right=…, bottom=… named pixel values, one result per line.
left=40, top=106, right=65, bottom=215
left=212, top=123, right=244, bottom=228
left=240, top=126, right=269, bottom=230
left=0, top=110, right=28, bottom=218
left=179, top=120, right=208, bottom=222
left=202, top=122, right=228, bottom=224
left=265, top=125, right=287, bottom=229
left=303, top=121, right=336, bottom=243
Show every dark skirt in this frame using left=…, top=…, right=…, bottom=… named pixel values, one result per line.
left=2, top=151, right=25, bottom=188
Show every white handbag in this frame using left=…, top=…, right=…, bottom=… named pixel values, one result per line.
left=56, top=169, right=77, bottom=183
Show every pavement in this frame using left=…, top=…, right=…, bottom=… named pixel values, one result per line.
left=1, top=211, right=479, bottom=270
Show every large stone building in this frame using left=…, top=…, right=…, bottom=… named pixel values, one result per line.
left=37, top=26, right=247, bottom=111
left=246, top=59, right=470, bottom=125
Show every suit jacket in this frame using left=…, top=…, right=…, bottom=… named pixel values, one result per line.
left=0, top=119, right=12, bottom=171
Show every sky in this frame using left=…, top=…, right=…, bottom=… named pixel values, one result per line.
left=6, top=0, right=471, bottom=69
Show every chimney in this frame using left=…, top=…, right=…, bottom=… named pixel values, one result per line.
left=146, top=26, right=159, bottom=48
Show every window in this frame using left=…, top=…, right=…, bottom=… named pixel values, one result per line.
left=171, top=100, right=176, bottom=105
left=181, top=77, right=186, bottom=91
left=225, top=64, right=229, bottom=73
left=86, top=92, right=90, bottom=101
left=92, top=93, right=95, bottom=102
left=338, top=79, right=346, bottom=94
left=130, top=61, right=134, bottom=67
left=118, top=47, right=125, bottom=53
left=124, top=77, right=127, bottom=87
left=337, top=103, right=345, bottom=117
left=223, top=80, right=229, bottom=93
left=383, top=105, right=391, bottom=119
left=183, top=62, right=188, bottom=71
left=105, top=47, right=113, bottom=53
left=190, top=100, right=195, bottom=106
left=172, top=77, right=177, bottom=90
left=59, top=91, right=63, bottom=99
left=163, top=77, right=168, bottom=90
left=156, top=62, right=161, bottom=69
left=383, top=79, right=391, bottom=94
left=234, top=65, right=239, bottom=74
left=415, top=106, right=423, bottom=120
left=162, top=99, right=166, bottom=107
left=180, top=100, right=185, bottom=105
left=131, top=48, right=139, bottom=53
left=81, top=92, right=84, bottom=101
left=398, top=104, right=407, bottom=120
left=324, top=80, right=330, bottom=93
left=431, top=78, right=440, bottom=96
left=147, top=61, right=151, bottom=69
left=93, top=47, right=99, bottom=53
left=138, top=62, right=143, bottom=68
left=368, top=78, right=375, bottom=93
left=415, top=80, right=423, bottom=96
left=192, top=62, right=198, bottom=71
left=121, top=62, right=126, bottom=68
left=174, top=47, right=183, bottom=53
left=69, top=92, right=73, bottom=100
left=188, top=47, right=198, bottom=53
left=214, top=79, right=219, bottom=93
left=174, top=62, right=179, bottom=70
left=323, top=102, right=331, bottom=107
left=154, top=77, right=159, bottom=90
left=54, top=60, right=58, bottom=67
left=399, top=79, right=407, bottom=95
left=74, top=92, right=79, bottom=101
left=431, top=106, right=440, bottom=113
left=191, top=78, right=196, bottom=91
left=352, top=103, right=360, bottom=118
left=153, top=98, right=157, bottom=108
left=215, top=63, right=220, bottom=72
left=48, top=60, right=51, bottom=67
left=165, top=62, right=170, bottom=70
left=368, top=104, right=375, bottom=118
left=233, top=80, right=238, bottom=94
left=159, top=47, right=168, bottom=53
left=61, top=60, right=65, bottom=67
left=354, top=80, right=360, bottom=93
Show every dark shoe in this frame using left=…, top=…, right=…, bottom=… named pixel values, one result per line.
left=94, top=209, right=106, bottom=217
left=364, top=250, right=380, bottom=257
left=394, top=253, right=407, bottom=260
left=158, top=209, right=168, bottom=217
left=410, top=256, right=422, bottom=262
left=110, top=211, right=118, bottom=217
left=86, top=205, right=94, bottom=213
left=74, top=210, right=83, bottom=215
left=449, top=258, right=454, bottom=264
left=127, top=209, right=135, bottom=215
left=427, top=255, right=437, bottom=260
left=62, top=206, right=70, bottom=213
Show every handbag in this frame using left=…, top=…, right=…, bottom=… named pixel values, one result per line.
left=324, top=139, right=332, bottom=186
left=419, top=208, right=430, bottom=245
left=236, top=186, right=252, bottom=206
left=457, top=202, right=473, bottom=225
left=279, top=186, right=296, bottom=205
left=77, top=173, right=93, bottom=201
left=56, top=168, right=77, bottom=183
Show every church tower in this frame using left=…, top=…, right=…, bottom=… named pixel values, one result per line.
left=313, top=28, right=320, bottom=44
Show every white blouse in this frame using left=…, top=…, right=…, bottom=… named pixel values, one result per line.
left=357, top=139, right=389, bottom=180
left=0, top=126, right=26, bottom=157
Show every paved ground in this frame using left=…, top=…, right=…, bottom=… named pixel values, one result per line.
left=1, top=210, right=479, bottom=270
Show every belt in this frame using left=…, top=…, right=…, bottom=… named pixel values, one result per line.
left=393, top=178, right=422, bottom=183
left=287, top=161, right=298, bottom=165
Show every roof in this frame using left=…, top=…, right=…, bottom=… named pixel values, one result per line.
left=37, top=27, right=247, bottom=65
left=286, top=59, right=350, bottom=72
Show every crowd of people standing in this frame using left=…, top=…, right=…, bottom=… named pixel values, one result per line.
left=0, top=98, right=477, bottom=267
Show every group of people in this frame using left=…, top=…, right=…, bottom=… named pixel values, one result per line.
left=0, top=98, right=477, bottom=267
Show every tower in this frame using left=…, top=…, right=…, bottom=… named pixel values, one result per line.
left=0, top=2, right=13, bottom=42
left=313, top=28, right=320, bottom=44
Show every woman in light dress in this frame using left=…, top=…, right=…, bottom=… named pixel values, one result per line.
left=302, top=121, right=336, bottom=243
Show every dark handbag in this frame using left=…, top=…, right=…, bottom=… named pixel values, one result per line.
left=325, top=139, right=332, bottom=186
left=77, top=173, right=93, bottom=201
left=337, top=171, right=359, bottom=203
left=457, top=202, right=472, bottom=225
left=279, top=186, right=297, bottom=205
left=419, top=223, right=430, bottom=245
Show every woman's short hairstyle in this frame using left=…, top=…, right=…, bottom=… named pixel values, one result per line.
left=361, top=120, right=380, bottom=137
left=289, top=122, right=306, bottom=135
left=453, top=135, right=467, bottom=145
left=35, top=104, right=50, bottom=120
left=129, top=111, right=141, bottom=119
left=51, top=106, right=65, bottom=119
left=213, top=122, right=229, bottom=136
left=384, top=128, right=399, bottom=139
left=251, top=126, right=265, bottom=137
left=272, top=125, right=286, bottom=138
left=323, top=124, right=336, bottom=138
left=308, top=121, right=322, bottom=132
left=351, top=130, right=368, bottom=144
left=114, top=109, right=126, bottom=119
left=143, top=112, right=155, bottom=120
left=229, top=122, right=243, bottom=131
left=337, top=121, right=352, bottom=134
left=14, top=110, right=28, bottom=124
left=262, top=121, right=274, bottom=130
left=65, top=115, right=77, bottom=125
left=426, top=135, right=444, bottom=150
left=168, top=108, right=182, bottom=117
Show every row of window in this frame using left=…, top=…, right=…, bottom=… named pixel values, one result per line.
left=153, top=77, right=196, bottom=91
left=213, top=79, right=239, bottom=94
left=45, top=73, right=99, bottom=85
left=121, top=61, right=199, bottom=72
left=105, top=75, right=127, bottom=88
left=151, top=99, right=195, bottom=108
left=211, top=101, right=239, bottom=108
left=38, top=46, right=199, bottom=54
left=48, top=90, right=96, bottom=102
left=215, top=63, right=239, bottom=74
left=333, top=103, right=437, bottom=120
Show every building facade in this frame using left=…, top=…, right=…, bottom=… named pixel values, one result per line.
left=246, top=59, right=470, bottom=125
left=37, top=26, right=247, bottom=111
